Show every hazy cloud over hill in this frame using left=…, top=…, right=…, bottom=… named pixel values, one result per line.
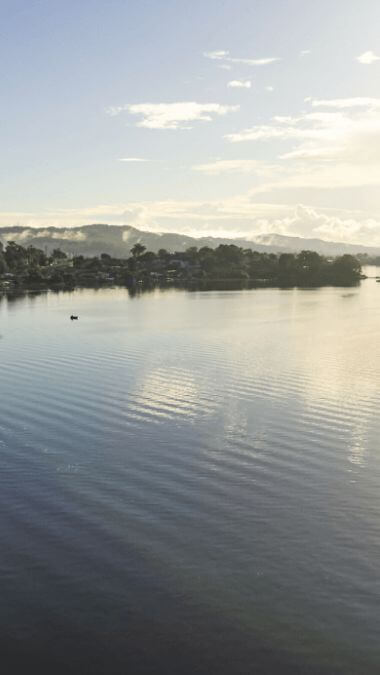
left=1, top=224, right=379, bottom=258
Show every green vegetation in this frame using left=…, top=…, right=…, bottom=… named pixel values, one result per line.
left=0, top=239, right=362, bottom=292
left=356, top=253, right=380, bottom=266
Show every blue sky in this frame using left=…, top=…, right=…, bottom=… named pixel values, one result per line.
left=2, top=0, right=380, bottom=243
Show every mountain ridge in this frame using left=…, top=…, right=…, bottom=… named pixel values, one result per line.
left=0, top=224, right=379, bottom=257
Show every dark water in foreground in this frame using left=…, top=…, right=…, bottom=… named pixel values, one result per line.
left=1, top=274, right=380, bottom=674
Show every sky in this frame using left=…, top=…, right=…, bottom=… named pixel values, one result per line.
left=2, top=0, right=380, bottom=244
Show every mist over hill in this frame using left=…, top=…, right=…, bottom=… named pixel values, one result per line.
left=0, top=224, right=379, bottom=257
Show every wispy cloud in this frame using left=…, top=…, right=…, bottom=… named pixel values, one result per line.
left=229, top=56, right=279, bottom=66
left=204, top=50, right=229, bottom=60
left=300, top=49, right=311, bottom=56
left=118, top=157, right=151, bottom=162
left=307, top=97, right=380, bottom=109
left=357, top=50, right=380, bottom=64
left=225, top=121, right=307, bottom=143
left=107, top=102, right=239, bottom=130
left=1, top=228, right=87, bottom=242
left=107, top=105, right=129, bottom=117
left=220, top=96, right=380, bottom=200
left=204, top=50, right=280, bottom=67
left=266, top=86, right=274, bottom=92
left=226, top=99, right=380, bottom=166
left=192, top=159, right=277, bottom=175
left=227, top=80, right=252, bottom=89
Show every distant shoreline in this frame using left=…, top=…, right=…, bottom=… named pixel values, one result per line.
left=0, top=242, right=363, bottom=293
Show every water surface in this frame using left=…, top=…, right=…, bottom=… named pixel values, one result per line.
left=1, top=276, right=380, bottom=673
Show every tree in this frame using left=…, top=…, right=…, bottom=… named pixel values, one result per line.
left=185, top=246, right=198, bottom=263
left=130, top=243, right=146, bottom=258
left=27, top=245, right=47, bottom=267
left=24, top=268, right=45, bottom=286
left=4, top=241, right=28, bottom=270
left=278, top=253, right=297, bottom=284
left=331, top=254, right=361, bottom=282
left=0, top=241, right=6, bottom=274
left=198, top=247, right=215, bottom=273
left=73, top=255, right=84, bottom=268
left=51, top=248, right=67, bottom=260
left=139, top=251, right=156, bottom=264
left=279, top=253, right=296, bottom=271
left=215, top=244, right=244, bottom=265
left=297, top=250, right=322, bottom=272
left=84, top=257, right=102, bottom=270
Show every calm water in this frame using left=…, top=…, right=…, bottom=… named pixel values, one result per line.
left=1, top=273, right=380, bottom=674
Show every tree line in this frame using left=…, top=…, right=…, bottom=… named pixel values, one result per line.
left=0, top=239, right=362, bottom=289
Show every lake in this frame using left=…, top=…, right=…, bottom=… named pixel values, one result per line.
left=1, top=272, right=380, bottom=674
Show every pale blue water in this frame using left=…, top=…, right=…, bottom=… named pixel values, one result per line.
left=1, top=276, right=380, bottom=674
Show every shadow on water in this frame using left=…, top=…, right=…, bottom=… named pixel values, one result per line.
left=0, top=276, right=362, bottom=304
left=0, top=289, right=46, bottom=307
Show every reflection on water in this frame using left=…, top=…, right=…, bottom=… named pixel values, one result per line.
left=1, top=274, right=380, bottom=673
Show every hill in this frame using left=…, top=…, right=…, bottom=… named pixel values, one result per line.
left=0, top=224, right=379, bottom=257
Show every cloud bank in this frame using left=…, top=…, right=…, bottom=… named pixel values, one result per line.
left=223, top=97, right=380, bottom=192
left=1, top=201, right=380, bottom=247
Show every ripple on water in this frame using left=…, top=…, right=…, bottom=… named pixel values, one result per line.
left=1, top=285, right=380, bottom=674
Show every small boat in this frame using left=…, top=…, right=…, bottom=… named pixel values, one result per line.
left=70, top=315, right=78, bottom=320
